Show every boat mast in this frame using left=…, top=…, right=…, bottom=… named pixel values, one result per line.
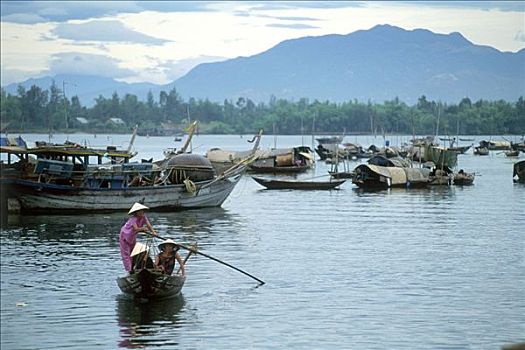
left=435, top=103, right=441, bottom=140
left=273, top=123, right=277, bottom=149
left=127, top=124, right=138, bottom=154
left=187, top=105, right=192, bottom=152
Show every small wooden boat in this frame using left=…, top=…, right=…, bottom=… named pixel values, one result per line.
left=473, top=146, right=489, bottom=155
left=505, top=150, right=519, bottom=157
left=328, top=171, right=354, bottom=179
left=248, top=147, right=314, bottom=174
left=252, top=176, right=345, bottom=190
left=453, top=171, right=475, bottom=186
left=514, top=160, right=525, bottom=183
left=449, top=145, right=472, bottom=154
left=316, top=136, right=343, bottom=144
left=117, top=268, right=186, bottom=300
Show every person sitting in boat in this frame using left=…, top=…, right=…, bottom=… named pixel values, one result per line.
left=119, top=202, right=157, bottom=273
left=130, top=242, right=155, bottom=271
left=155, top=239, right=185, bottom=276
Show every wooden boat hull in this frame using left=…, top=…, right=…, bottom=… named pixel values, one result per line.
left=474, top=147, right=489, bottom=155
left=449, top=145, right=472, bottom=154
left=8, top=171, right=243, bottom=213
left=514, top=160, right=525, bottom=183
left=328, top=171, right=355, bottom=179
left=352, top=164, right=430, bottom=189
left=249, top=164, right=310, bottom=174
left=117, top=269, right=185, bottom=300
left=505, top=150, right=519, bottom=157
left=252, top=176, right=345, bottom=190
left=453, top=174, right=475, bottom=186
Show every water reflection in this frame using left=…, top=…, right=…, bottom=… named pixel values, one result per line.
left=116, top=296, right=186, bottom=348
left=4, top=207, right=243, bottom=243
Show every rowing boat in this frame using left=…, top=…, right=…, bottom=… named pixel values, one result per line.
left=117, top=269, right=186, bottom=300
left=252, top=176, right=345, bottom=190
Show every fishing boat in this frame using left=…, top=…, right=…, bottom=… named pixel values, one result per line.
left=504, top=150, right=520, bottom=157
left=352, top=164, right=430, bottom=189
left=328, top=171, right=354, bottom=179
left=252, top=176, right=345, bottom=190
left=206, top=130, right=263, bottom=174
left=449, top=144, right=472, bottom=154
left=473, top=146, right=489, bottom=156
left=316, top=135, right=343, bottom=144
left=479, top=140, right=511, bottom=151
left=2, top=123, right=255, bottom=213
left=248, top=146, right=314, bottom=173
left=514, top=160, right=525, bottom=183
left=453, top=170, right=475, bottom=186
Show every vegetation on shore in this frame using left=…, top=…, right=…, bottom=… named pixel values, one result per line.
left=1, top=83, right=524, bottom=135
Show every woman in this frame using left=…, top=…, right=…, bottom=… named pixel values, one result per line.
left=155, top=239, right=185, bottom=276
left=119, top=202, right=157, bottom=272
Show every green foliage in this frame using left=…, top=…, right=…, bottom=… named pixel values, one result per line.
left=1, top=84, right=524, bottom=135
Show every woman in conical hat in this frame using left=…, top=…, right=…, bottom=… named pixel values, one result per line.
left=119, top=202, right=157, bottom=272
left=155, top=239, right=185, bottom=276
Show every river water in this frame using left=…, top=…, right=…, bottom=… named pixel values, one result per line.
left=1, top=134, right=524, bottom=349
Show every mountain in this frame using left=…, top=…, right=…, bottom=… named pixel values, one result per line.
left=3, top=74, right=164, bottom=106
left=3, top=25, right=524, bottom=105
left=173, top=24, right=525, bottom=103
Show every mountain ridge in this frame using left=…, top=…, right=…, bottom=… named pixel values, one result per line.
left=3, top=25, right=524, bottom=105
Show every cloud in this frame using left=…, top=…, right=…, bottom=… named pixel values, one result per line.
left=159, top=56, right=227, bottom=81
left=273, top=16, right=321, bottom=21
left=233, top=11, right=322, bottom=22
left=1, top=67, right=45, bottom=86
left=407, top=1, right=525, bottom=12
left=0, top=1, right=218, bottom=24
left=249, top=1, right=366, bottom=11
left=52, top=20, right=170, bottom=45
left=48, top=52, right=134, bottom=78
left=267, top=23, right=319, bottom=29
left=0, top=13, right=47, bottom=24
left=0, top=1, right=141, bottom=23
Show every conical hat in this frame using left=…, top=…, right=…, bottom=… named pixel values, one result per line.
left=128, top=202, right=149, bottom=215
left=158, top=239, right=178, bottom=250
left=130, top=242, right=149, bottom=257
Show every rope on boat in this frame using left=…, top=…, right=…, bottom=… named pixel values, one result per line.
left=184, top=178, right=197, bottom=194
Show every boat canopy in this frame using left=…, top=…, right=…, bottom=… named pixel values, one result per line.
left=356, top=164, right=430, bottom=186
left=368, top=155, right=410, bottom=168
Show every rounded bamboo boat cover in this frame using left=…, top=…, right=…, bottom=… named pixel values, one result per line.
left=167, top=154, right=214, bottom=169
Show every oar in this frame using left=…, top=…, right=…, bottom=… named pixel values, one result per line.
left=153, top=234, right=265, bottom=285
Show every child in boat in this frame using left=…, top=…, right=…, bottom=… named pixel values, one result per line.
left=155, top=239, right=185, bottom=276
left=130, top=242, right=155, bottom=271
left=119, top=202, right=157, bottom=272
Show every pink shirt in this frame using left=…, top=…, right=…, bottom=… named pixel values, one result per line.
left=120, top=215, right=149, bottom=244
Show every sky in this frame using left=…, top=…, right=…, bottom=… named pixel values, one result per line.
left=1, top=1, right=524, bottom=86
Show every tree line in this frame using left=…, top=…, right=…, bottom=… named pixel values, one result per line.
left=1, top=82, right=524, bottom=135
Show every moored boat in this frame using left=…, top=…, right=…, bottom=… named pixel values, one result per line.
left=352, top=164, right=430, bottom=189
left=514, top=160, right=525, bottom=183
left=473, top=146, right=489, bottom=156
left=2, top=125, right=253, bottom=213
left=252, top=176, right=345, bottom=190
left=248, top=146, right=314, bottom=173
left=453, top=170, right=475, bottom=186
left=504, top=150, right=519, bottom=157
